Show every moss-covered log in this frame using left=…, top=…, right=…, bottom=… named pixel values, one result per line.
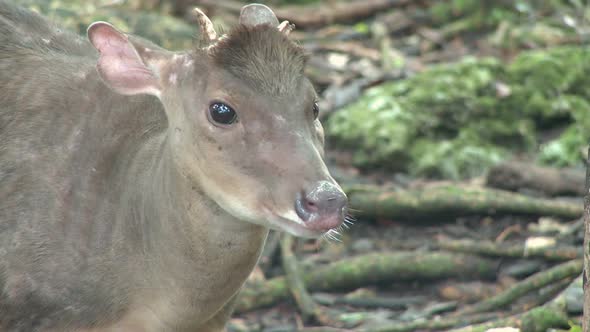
left=439, top=239, right=582, bottom=261
left=486, top=161, right=585, bottom=196
left=368, top=271, right=583, bottom=332
left=364, top=313, right=500, bottom=332
left=459, top=259, right=582, bottom=314
left=449, top=305, right=569, bottom=332
left=347, top=185, right=583, bottom=221
left=235, top=251, right=498, bottom=313
left=280, top=234, right=334, bottom=325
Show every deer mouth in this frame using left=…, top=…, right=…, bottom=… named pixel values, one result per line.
left=266, top=208, right=344, bottom=238
left=301, top=213, right=343, bottom=231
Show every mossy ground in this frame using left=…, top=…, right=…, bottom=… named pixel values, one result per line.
left=326, top=46, right=590, bottom=179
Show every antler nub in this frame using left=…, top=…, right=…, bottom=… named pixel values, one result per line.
left=192, top=8, right=217, bottom=44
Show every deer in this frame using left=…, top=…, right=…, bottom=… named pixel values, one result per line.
left=0, top=1, right=348, bottom=331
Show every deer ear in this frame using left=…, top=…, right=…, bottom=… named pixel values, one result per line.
left=87, top=22, right=162, bottom=97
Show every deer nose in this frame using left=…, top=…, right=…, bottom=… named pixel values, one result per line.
left=294, top=181, right=348, bottom=230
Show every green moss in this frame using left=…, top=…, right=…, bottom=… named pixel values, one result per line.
left=539, top=125, right=588, bottom=167
left=409, top=139, right=506, bottom=179
left=430, top=1, right=519, bottom=30
left=507, top=47, right=590, bottom=122
left=520, top=306, right=569, bottom=332
left=326, top=46, right=590, bottom=179
left=431, top=1, right=581, bottom=50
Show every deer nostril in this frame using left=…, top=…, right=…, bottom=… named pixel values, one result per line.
left=295, top=196, right=313, bottom=221
left=305, top=199, right=318, bottom=211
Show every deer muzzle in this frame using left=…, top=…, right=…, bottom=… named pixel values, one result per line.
left=294, top=180, right=348, bottom=231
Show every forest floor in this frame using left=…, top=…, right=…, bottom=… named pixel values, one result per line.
left=17, top=0, right=590, bottom=331
left=225, top=1, right=588, bottom=331
left=231, top=160, right=584, bottom=332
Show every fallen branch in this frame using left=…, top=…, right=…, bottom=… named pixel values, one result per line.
left=367, top=274, right=582, bottom=332
left=449, top=274, right=581, bottom=331
left=550, top=273, right=582, bottom=309
left=319, top=71, right=404, bottom=118
left=313, top=294, right=425, bottom=310
left=363, top=312, right=500, bottom=332
left=280, top=234, right=334, bottom=325
left=236, top=251, right=498, bottom=313
left=486, top=161, right=585, bottom=196
left=458, top=259, right=582, bottom=315
left=438, top=238, right=582, bottom=261
left=520, top=276, right=575, bottom=310
left=305, top=41, right=382, bottom=61
left=347, top=184, right=583, bottom=221
left=449, top=305, right=569, bottom=332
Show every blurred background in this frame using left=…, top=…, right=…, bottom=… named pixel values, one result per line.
left=11, top=0, right=590, bottom=331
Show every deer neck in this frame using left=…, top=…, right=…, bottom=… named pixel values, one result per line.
left=120, top=132, right=268, bottom=271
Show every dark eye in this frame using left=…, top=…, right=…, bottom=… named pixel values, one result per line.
left=312, top=101, right=319, bottom=119
left=209, top=102, right=237, bottom=125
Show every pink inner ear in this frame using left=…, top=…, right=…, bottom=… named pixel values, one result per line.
left=88, top=22, right=160, bottom=96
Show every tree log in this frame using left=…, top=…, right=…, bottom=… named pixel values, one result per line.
left=364, top=313, right=500, bottom=332
left=459, top=259, right=582, bottom=315
left=439, top=238, right=582, bottom=261
left=347, top=185, right=583, bottom=221
left=449, top=305, right=569, bottom=332
left=280, top=234, right=334, bottom=325
left=486, top=161, right=585, bottom=196
left=450, top=273, right=582, bottom=332
left=236, top=251, right=498, bottom=313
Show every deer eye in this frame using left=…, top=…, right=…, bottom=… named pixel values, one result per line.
left=209, top=102, right=237, bottom=125
left=312, top=101, right=319, bottom=120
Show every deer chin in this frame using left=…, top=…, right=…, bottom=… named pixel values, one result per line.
left=263, top=209, right=343, bottom=238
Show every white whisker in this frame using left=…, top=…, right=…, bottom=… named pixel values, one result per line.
left=329, top=233, right=342, bottom=242
left=327, top=229, right=343, bottom=242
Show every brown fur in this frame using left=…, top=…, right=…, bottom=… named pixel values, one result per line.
left=207, top=24, right=308, bottom=96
